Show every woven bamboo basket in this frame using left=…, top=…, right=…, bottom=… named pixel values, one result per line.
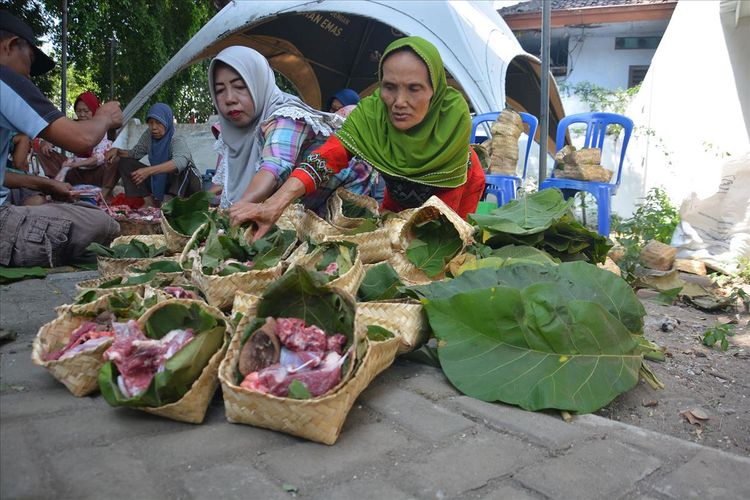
left=277, top=203, right=306, bottom=232
left=383, top=216, right=407, bottom=251
left=297, top=210, right=341, bottom=242
left=327, top=189, right=380, bottom=229
left=74, top=274, right=144, bottom=297
left=320, top=228, right=392, bottom=264
left=356, top=300, right=429, bottom=354
left=118, top=219, right=162, bottom=236
left=387, top=252, right=432, bottom=285
left=54, top=291, right=143, bottom=321
left=291, top=245, right=365, bottom=297
left=32, top=294, right=120, bottom=396
left=97, top=235, right=174, bottom=277
left=399, top=196, right=475, bottom=250
left=218, top=325, right=400, bottom=445
left=136, top=299, right=230, bottom=424
left=190, top=254, right=285, bottom=310
left=160, top=216, right=191, bottom=254
left=230, top=291, right=261, bottom=322
left=282, top=241, right=309, bottom=270
left=393, top=196, right=475, bottom=280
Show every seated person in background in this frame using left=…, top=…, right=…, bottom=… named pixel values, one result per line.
left=7, top=132, right=31, bottom=172
left=105, top=103, right=201, bottom=208
left=6, top=132, right=46, bottom=206
left=326, top=88, right=360, bottom=113
left=208, top=46, right=381, bottom=211
left=228, top=36, right=485, bottom=235
left=0, top=10, right=121, bottom=267
left=36, top=91, right=119, bottom=201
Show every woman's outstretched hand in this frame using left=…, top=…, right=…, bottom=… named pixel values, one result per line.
left=228, top=201, right=283, bottom=240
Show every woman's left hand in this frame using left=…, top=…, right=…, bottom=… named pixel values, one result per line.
left=228, top=201, right=283, bottom=240
left=131, top=167, right=153, bottom=186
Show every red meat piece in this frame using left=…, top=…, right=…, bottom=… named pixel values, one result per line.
left=104, top=322, right=193, bottom=398
left=275, top=318, right=327, bottom=352
left=45, top=322, right=114, bottom=361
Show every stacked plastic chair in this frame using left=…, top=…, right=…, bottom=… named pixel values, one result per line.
left=470, top=111, right=538, bottom=207
left=538, top=112, right=634, bottom=237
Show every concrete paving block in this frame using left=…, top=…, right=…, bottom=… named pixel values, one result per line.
left=322, top=476, right=415, bottom=500
left=181, top=462, right=290, bottom=500
left=360, top=385, right=474, bottom=441
left=396, top=369, right=462, bottom=402
left=395, top=431, right=543, bottom=499
left=31, top=401, right=185, bottom=451
left=514, top=439, right=662, bottom=500
left=0, top=350, right=64, bottom=392
left=0, top=387, right=99, bottom=420
left=0, top=423, right=55, bottom=499
left=128, top=419, right=298, bottom=469
left=575, top=414, right=702, bottom=463
left=262, top=412, right=412, bottom=485
left=456, top=396, right=594, bottom=450
left=48, top=445, right=163, bottom=499
left=478, top=482, right=540, bottom=500
left=654, top=449, right=750, bottom=499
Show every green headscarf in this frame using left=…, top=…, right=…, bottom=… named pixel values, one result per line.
left=336, top=36, right=471, bottom=188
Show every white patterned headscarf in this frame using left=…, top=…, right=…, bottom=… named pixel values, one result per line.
left=208, top=46, right=342, bottom=205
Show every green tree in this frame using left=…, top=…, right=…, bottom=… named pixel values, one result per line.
left=39, top=0, right=215, bottom=122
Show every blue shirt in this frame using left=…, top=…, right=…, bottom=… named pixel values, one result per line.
left=0, top=65, right=64, bottom=205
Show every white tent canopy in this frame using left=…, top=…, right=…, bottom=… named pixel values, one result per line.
left=122, top=0, right=564, bottom=137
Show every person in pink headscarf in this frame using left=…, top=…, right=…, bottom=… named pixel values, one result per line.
left=35, top=91, right=119, bottom=200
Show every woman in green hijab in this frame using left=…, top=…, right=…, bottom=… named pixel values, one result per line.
left=228, top=36, right=485, bottom=235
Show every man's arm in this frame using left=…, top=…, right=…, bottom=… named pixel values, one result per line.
left=4, top=171, right=74, bottom=201
left=40, top=102, right=123, bottom=156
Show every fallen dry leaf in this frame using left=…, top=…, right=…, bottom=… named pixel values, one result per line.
left=642, top=400, right=659, bottom=407
left=680, top=408, right=710, bottom=426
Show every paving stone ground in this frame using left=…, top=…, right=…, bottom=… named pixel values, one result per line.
left=2, top=272, right=749, bottom=499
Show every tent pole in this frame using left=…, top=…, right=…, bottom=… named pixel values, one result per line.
left=60, top=0, right=68, bottom=116
left=538, top=0, right=551, bottom=181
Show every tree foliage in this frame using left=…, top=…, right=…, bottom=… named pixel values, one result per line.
left=2, top=0, right=217, bottom=121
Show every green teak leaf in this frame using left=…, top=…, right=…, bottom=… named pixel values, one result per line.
left=366, top=324, right=395, bottom=342
left=257, top=267, right=355, bottom=344
left=161, top=190, right=214, bottom=236
left=287, top=380, right=312, bottom=399
left=0, top=265, right=46, bottom=284
left=405, top=215, right=463, bottom=278
left=424, top=286, right=641, bottom=413
left=357, top=262, right=405, bottom=302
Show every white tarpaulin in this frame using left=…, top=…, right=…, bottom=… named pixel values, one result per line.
left=617, top=0, right=750, bottom=217
left=121, top=0, right=564, bottom=136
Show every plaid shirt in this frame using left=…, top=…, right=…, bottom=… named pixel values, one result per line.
left=261, top=118, right=383, bottom=213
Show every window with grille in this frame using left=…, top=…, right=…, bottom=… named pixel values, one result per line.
left=628, top=65, right=649, bottom=88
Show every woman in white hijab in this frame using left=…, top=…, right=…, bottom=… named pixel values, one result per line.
left=208, top=46, right=381, bottom=212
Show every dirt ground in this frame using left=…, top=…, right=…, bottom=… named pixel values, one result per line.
left=598, top=291, right=750, bottom=457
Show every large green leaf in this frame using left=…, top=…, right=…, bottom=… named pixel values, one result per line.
left=257, top=266, right=355, bottom=341
left=87, top=240, right=167, bottom=259
left=0, top=266, right=46, bottom=284
left=357, top=262, right=405, bottom=302
left=161, top=191, right=214, bottom=236
left=341, top=198, right=377, bottom=219
left=144, top=302, right=223, bottom=340
left=405, top=215, right=463, bottom=278
left=409, top=261, right=645, bottom=335
left=456, top=246, right=558, bottom=275
left=423, top=286, right=641, bottom=413
left=470, top=189, right=574, bottom=236
left=245, top=227, right=297, bottom=270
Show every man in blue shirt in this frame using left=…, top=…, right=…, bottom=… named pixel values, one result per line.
left=0, top=10, right=123, bottom=266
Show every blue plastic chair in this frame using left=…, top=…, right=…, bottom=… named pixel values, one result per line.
left=470, top=111, right=539, bottom=207
left=538, top=112, right=634, bottom=237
